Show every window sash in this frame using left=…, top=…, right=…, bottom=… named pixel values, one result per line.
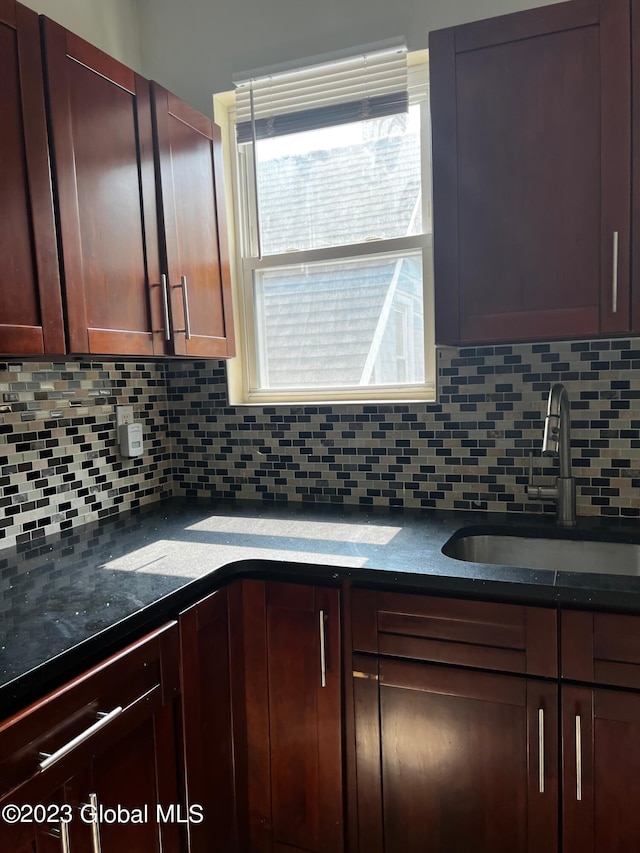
left=240, top=236, right=434, bottom=402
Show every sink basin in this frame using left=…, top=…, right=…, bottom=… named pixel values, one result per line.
left=442, top=529, right=640, bottom=576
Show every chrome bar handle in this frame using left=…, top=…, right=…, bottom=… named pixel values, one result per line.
left=538, top=707, right=545, bottom=794
left=319, top=610, right=327, bottom=688
left=49, top=824, right=71, bottom=853
left=612, top=231, right=619, bottom=313
left=61, top=820, right=71, bottom=853
left=575, top=714, right=583, bottom=801
left=179, top=275, right=192, bottom=340
left=39, top=707, right=123, bottom=772
left=161, top=274, right=171, bottom=341
left=89, top=793, right=102, bottom=853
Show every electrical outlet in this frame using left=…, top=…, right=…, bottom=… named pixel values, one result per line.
left=116, top=405, right=134, bottom=428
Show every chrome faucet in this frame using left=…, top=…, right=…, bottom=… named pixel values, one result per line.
left=526, top=383, right=576, bottom=526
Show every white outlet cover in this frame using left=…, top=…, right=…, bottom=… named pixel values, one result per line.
left=116, top=405, right=134, bottom=428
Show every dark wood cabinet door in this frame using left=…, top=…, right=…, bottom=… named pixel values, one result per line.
left=0, top=1, right=64, bottom=356
left=232, top=580, right=343, bottom=853
left=152, top=83, right=235, bottom=359
left=352, top=655, right=558, bottom=853
left=563, top=685, right=640, bottom=853
left=42, top=18, right=164, bottom=357
left=0, top=623, right=183, bottom=853
left=431, top=0, right=630, bottom=344
left=180, top=587, right=237, bottom=853
left=83, top=702, right=183, bottom=853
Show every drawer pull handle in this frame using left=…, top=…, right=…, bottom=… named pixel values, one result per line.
left=39, top=707, right=123, bottom=772
left=173, top=275, right=192, bottom=339
left=538, top=707, right=545, bottom=794
left=575, top=714, right=582, bottom=801
left=49, top=823, right=71, bottom=853
left=612, top=231, right=619, bottom=314
left=319, top=609, right=327, bottom=688
left=85, top=793, right=103, bottom=853
left=161, top=273, right=171, bottom=340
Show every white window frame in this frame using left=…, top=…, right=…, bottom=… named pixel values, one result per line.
left=214, top=50, right=435, bottom=406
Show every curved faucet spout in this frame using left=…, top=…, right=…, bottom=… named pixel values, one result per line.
left=527, top=383, right=575, bottom=525
left=542, top=382, right=571, bottom=478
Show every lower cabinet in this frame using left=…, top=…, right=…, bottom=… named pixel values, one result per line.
left=560, top=608, right=640, bottom=852
left=352, top=655, right=558, bottom=853
left=179, top=579, right=344, bottom=853
left=349, top=592, right=640, bottom=853
left=179, top=586, right=237, bottom=853
left=0, top=622, right=184, bottom=853
left=349, top=589, right=559, bottom=853
left=562, top=685, right=640, bottom=852
left=9, top=577, right=640, bottom=853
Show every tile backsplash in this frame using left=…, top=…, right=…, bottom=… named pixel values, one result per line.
left=2, top=337, right=640, bottom=548
left=0, top=361, right=172, bottom=548
left=166, top=338, right=640, bottom=520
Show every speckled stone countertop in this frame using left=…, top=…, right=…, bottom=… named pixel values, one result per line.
left=3, top=497, right=640, bottom=714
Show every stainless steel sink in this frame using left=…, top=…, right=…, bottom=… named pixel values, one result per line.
left=442, top=531, right=640, bottom=576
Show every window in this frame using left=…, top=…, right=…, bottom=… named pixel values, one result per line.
left=217, top=44, right=434, bottom=404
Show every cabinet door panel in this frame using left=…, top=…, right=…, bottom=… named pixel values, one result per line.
left=153, top=85, right=234, bottom=358
left=89, top=708, right=181, bottom=853
left=43, top=18, right=163, bottom=356
left=234, top=580, right=343, bottom=853
left=353, top=655, right=558, bottom=852
left=267, top=583, right=342, bottom=853
left=431, top=0, right=630, bottom=344
left=563, top=685, right=640, bottom=853
left=180, top=587, right=237, bottom=853
left=0, top=2, right=63, bottom=355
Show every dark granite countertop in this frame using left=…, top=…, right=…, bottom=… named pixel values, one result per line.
left=3, top=497, right=640, bottom=715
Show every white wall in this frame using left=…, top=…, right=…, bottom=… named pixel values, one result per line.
left=20, top=0, right=142, bottom=71
left=137, top=0, right=561, bottom=116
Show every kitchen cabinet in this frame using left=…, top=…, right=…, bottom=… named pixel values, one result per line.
left=42, top=17, right=165, bottom=358
left=0, top=1, right=64, bottom=356
left=560, top=609, right=640, bottom=851
left=561, top=685, right=640, bottom=852
left=0, top=622, right=184, bottom=853
left=215, top=580, right=344, bottom=853
left=179, top=586, right=237, bottom=853
left=430, top=0, right=631, bottom=345
left=348, top=590, right=640, bottom=853
left=41, top=20, right=235, bottom=360
left=152, top=83, right=235, bottom=359
left=353, top=655, right=558, bottom=853
left=349, top=589, right=559, bottom=852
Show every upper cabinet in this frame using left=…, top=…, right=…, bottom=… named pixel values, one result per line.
left=152, top=84, right=235, bottom=359
left=0, top=1, right=64, bottom=356
left=42, top=17, right=166, bottom=357
left=430, top=0, right=631, bottom=345
left=0, top=17, right=236, bottom=360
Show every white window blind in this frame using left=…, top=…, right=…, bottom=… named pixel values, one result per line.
left=233, top=39, right=411, bottom=143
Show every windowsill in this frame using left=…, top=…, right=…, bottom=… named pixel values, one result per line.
left=227, top=384, right=437, bottom=407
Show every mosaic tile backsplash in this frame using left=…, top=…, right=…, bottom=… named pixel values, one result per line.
left=3, top=337, right=640, bottom=548
left=166, top=338, right=640, bottom=520
left=0, top=361, right=172, bottom=548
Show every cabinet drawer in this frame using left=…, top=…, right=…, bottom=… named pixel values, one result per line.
left=562, top=609, right=640, bottom=689
left=352, top=589, right=557, bottom=677
left=0, top=621, right=179, bottom=801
